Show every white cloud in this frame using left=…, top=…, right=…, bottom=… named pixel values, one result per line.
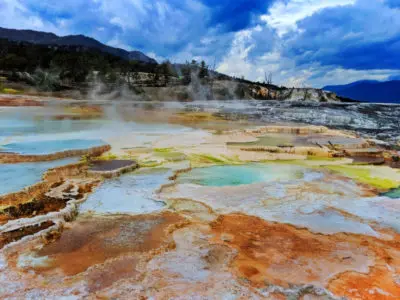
left=0, top=0, right=66, bottom=34
left=217, top=26, right=290, bottom=83
left=107, top=36, right=133, bottom=51
left=217, top=0, right=400, bottom=88
left=309, top=67, right=400, bottom=87
left=146, top=51, right=167, bottom=63
left=217, top=30, right=257, bottom=78
left=261, top=0, right=355, bottom=36
left=1, top=0, right=399, bottom=89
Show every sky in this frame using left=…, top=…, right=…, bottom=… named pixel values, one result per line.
left=1, top=0, right=400, bottom=87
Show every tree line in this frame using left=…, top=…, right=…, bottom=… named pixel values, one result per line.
left=0, top=38, right=282, bottom=94
left=0, top=39, right=159, bottom=85
left=0, top=39, right=216, bottom=89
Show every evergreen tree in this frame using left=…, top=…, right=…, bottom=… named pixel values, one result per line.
left=199, top=60, right=208, bottom=79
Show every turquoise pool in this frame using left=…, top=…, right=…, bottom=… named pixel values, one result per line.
left=1, top=139, right=106, bottom=155
left=177, top=163, right=305, bottom=187
left=0, top=157, right=79, bottom=195
left=383, top=188, right=400, bottom=199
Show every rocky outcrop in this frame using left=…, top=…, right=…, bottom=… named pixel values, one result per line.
left=274, top=88, right=341, bottom=102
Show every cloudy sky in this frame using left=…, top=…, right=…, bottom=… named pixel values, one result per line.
left=1, top=0, right=400, bottom=87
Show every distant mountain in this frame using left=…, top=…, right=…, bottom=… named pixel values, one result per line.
left=0, top=27, right=157, bottom=64
left=323, top=80, right=400, bottom=103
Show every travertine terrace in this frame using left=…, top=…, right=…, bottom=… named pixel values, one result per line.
left=0, top=95, right=399, bottom=299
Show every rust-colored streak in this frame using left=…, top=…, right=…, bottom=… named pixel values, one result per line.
left=329, top=266, right=400, bottom=300
left=86, top=256, right=142, bottom=292
left=209, top=213, right=400, bottom=297
left=210, top=214, right=352, bottom=287
left=33, top=212, right=186, bottom=276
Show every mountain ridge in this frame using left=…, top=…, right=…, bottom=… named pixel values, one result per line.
left=0, top=27, right=157, bottom=64
left=323, top=80, right=400, bottom=103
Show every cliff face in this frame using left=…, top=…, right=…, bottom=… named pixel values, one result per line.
left=137, top=81, right=345, bottom=102
left=274, top=88, right=341, bottom=102
left=0, top=74, right=347, bottom=102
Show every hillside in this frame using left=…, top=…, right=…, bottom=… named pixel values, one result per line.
left=323, top=80, right=400, bottom=103
left=0, top=27, right=156, bottom=64
left=0, top=28, right=350, bottom=102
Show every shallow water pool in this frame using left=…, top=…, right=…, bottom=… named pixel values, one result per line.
left=1, top=139, right=106, bottom=155
left=0, top=157, right=79, bottom=195
left=177, top=163, right=305, bottom=187
left=383, top=188, right=400, bottom=199
left=80, top=169, right=170, bottom=214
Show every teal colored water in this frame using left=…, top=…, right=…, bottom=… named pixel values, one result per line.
left=0, top=118, right=37, bottom=137
left=1, top=139, right=106, bottom=155
left=0, top=114, right=102, bottom=139
left=0, top=157, right=79, bottom=195
left=383, top=188, right=400, bottom=199
left=177, top=163, right=305, bottom=187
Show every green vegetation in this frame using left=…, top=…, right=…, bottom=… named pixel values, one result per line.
left=199, top=60, right=209, bottom=79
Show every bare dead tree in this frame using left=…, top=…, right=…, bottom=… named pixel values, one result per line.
left=264, top=71, right=273, bottom=99
left=264, top=71, right=273, bottom=85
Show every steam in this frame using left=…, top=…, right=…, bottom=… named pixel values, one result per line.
left=86, top=73, right=143, bottom=125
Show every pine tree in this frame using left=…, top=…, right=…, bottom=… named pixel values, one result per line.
left=199, top=60, right=208, bottom=79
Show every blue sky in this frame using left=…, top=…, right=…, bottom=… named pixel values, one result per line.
left=1, top=0, right=400, bottom=87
